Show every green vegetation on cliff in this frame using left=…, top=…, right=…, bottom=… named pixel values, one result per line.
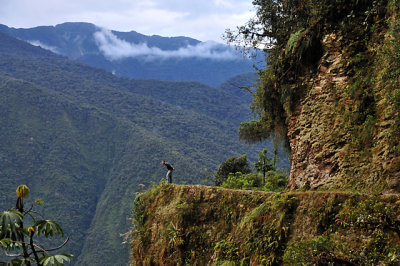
left=131, top=184, right=400, bottom=265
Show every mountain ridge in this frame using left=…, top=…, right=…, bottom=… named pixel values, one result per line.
left=0, top=22, right=262, bottom=87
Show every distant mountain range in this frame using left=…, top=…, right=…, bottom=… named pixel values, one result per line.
left=0, top=31, right=287, bottom=265
left=0, top=22, right=264, bottom=87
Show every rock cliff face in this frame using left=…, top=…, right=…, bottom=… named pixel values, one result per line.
left=287, top=33, right=349, bottom=190
left=287, top=17, right=400, bottom=192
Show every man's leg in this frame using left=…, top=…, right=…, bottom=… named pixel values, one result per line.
left=167, top=170, right=172, bottom=183
left=169, top=171, right=173, bottom=183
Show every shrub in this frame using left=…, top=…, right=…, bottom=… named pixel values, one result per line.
left=264, top=170, right=288, bottom=192
left=221, top=172, right=261, bottom=190
left=214, top=155, right=252, bottom=186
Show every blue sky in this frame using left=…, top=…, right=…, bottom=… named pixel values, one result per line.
left=0, top=0, right=255, bottom=43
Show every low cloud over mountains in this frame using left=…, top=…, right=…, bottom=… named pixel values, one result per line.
left=0, top=22, right=260, bottom=86
left=93, top=28, right=240, bottom=61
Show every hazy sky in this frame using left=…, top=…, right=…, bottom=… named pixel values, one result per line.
left=0, top=0, right=255, bottom=43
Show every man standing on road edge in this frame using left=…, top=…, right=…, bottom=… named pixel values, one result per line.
left=162, top=160, right=175, bottom=184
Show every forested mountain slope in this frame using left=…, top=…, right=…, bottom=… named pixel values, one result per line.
left=0, top=32, right=287, bottom=265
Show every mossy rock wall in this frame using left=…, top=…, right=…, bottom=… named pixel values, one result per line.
left=286, top=3, right=400, bottom=192
left=130, top=184, right=400, bottom=265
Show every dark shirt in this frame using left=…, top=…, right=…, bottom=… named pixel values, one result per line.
left=164, top=162, right=174, bottom=171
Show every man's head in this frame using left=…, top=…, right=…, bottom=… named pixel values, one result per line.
left=162, top=160, right=166, bottom=165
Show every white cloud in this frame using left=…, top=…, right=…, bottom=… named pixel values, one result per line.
left=93, top=29, right=239, bottom=61
left=27, top=40, right=60, bottom=54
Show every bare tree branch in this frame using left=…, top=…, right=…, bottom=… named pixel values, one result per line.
left=41, top=237, right=69, bottom=252
left=3, top=248, right=24, bottom=257
left=229, top=82, right=256, bottom=97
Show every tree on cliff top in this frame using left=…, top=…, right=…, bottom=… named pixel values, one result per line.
left=254, top=149, right=275, bottom=185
